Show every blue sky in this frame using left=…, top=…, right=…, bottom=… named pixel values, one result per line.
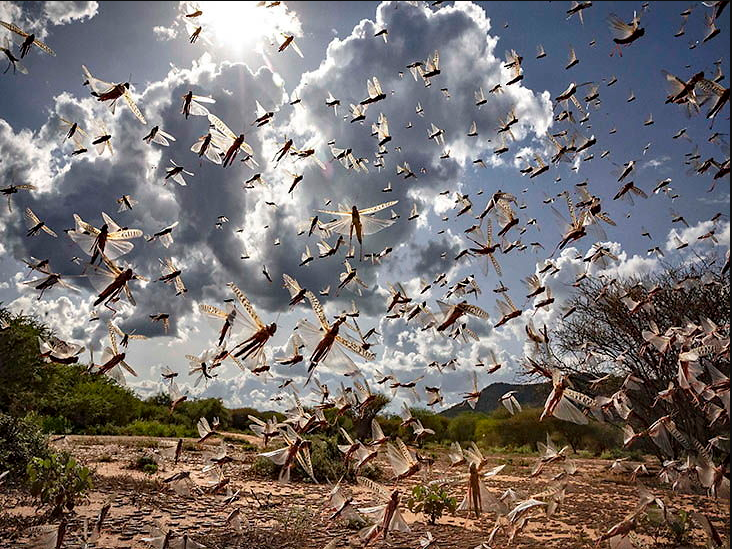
left=0, top=1, right=728, bottom=411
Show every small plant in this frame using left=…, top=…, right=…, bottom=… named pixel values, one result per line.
left=345, top=516, right=367, bottom=530
left=39, top=415, right=73, bottom=435
left=27, top=451, right=93, bottom=518
left=666, top=510, right=693, bottom=546
left=130, top=455, right=158, bottom=474
left=406, top=483, right=457, bottom=525
left=275, top=505, right=314, bottom=537
left=640, top=507, right=693, bottom=547
left=197, top=505, right=316, bottom=549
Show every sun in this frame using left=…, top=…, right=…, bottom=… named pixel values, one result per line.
left=190, top=1, right=300, bottom=53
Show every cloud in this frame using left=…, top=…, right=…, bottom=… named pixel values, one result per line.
left=3, top=1, right=724, bottom=412
left=641, top=155, right=671, bottom=170
left=0, top=2, right=22, bottom=28
left=0, top=53, right=292, bottom=343
left=0, top=1, right=582, bottom=411
left=697, top=192, right=730, bottom=205
left=154, top=2, right=303, bottom=53
left=665, top=220, right=730, bottom=252
left=7, top=288, right=94, bottom=344
left=0, top=1, right=99, bottom=42
left=265, top=0, right=554, bottom=305
left=132, top=372, right=277, bottom=411
left=153, top=25, right=178, bottom=42
left=43, top=1, right=99, bottom=25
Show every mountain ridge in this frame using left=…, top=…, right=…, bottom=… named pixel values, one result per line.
left=441, top=381, right=551, bottom=416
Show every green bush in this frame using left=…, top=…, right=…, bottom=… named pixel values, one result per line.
left=491, top=409, right=547, bottom=448
left=38, top=366, right=143, bottom=430
left=307, top=435, right=381, bottom=483
left=250, top=455, right=280, bottom=480
left=415, top=409, right=450, bottom=442
left=250, top=436, right=381, bottom=484
left=600, top=448, right=645, bottom=461
left=665, top=510, right=693, bottom=546
left=119, top=420, right=195, bottom=438
left=406, top=483, right=457, bottom=524
left=446, top=413, right=480, bottom=443
left=39, top=415, right=74, bottom=435
left=27, top=451, right=93, bottom=518
left=0, top=308, right=231, bottom=436
left=474, top=417, right=502, bottom=447
left=175, top=398, right=231, bottom=430
left=374, top=415, right=402, bottom=439
left=0, top=310, right=53, bottom=417
left=308, top=435, right=348, bottom=483
left=641, top=507, right=693, bottom=547
left=130, top=455, right=158, bottom=474
left=0, top=412, right=51, bottom=484
left=552, top=418, right=619, bottom=454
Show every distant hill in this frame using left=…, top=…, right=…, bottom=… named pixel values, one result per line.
left=441, top=381, right=551, bottom=417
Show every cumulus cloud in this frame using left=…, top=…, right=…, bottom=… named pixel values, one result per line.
left=0, top=0, right=630, bottom=410
left=1, top=53, right=292, bottom=343
left=1, top=1, right=726, bottom=411
left=132, top=371, right=277, bottom=411
left=43, top=1, right=98, bottom=25
left=0, top=1, right=99, bottom=42
left=153, top=25, right=178, bottom=42
left=7, top=289, right=94, bottom=344
left=665, top=220, right=730, bottom=252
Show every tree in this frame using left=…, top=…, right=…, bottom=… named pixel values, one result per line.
left=0, top=307, right=54, bottom=416
left=446, top=413, right=480, bottom=443
left=353, top=393, right=391, bottom=440
left=531, top=258, right=729, bottom=459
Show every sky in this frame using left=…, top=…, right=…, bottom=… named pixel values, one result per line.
left=0, top=1, right=729, bottom=413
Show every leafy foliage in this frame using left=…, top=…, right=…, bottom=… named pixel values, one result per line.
left=665, top=510, right=694, bottom=546
left=532, top=259, right=730, bottom=457
left=0, top=308, right=54, bottom=418
left=0, top=307, right=231, bottom=436
left=230, top=407, right=285, bottom=432
left=27, top=451, right=93, bottom=518
left=352, top=393, right=392, bottom=440
left=130, top=455, right=159, bottom=474
left=446, top=412, right=481, bottom=443
left=306, top=434, right=380, bottom=482
left=0, top=412, right=50, bottom=484
left=374, top=406, right=623, bottom=455
left=640, top=507, right=694, bottom=547
left=116, top=419, right=195, bottom=438
left=307, top=435, right=349, bottom=482
left=406, top=482, right=457, bottom=524
left=0, top=306, right=630, bottom=458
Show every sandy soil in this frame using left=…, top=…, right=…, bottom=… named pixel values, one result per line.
left=0, top=435, right=728, bottom=548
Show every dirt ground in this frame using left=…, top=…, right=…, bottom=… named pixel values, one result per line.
left=0, top=435, right=728, bottom=548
